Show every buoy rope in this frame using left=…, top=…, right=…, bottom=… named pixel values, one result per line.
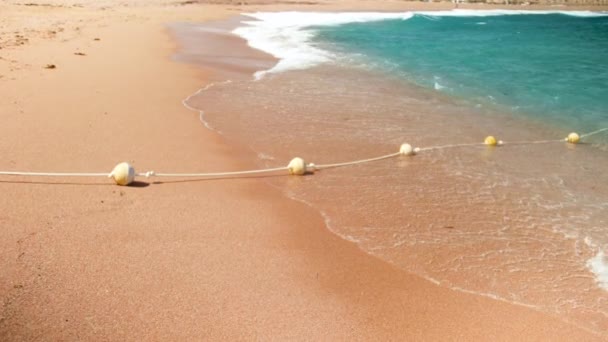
left=0, top=168, right=289, bottom=178
left=315, top=152, right=401, bottom=170
left=0, top=171, right=108, bottom=177
left=418, top=138, right=563, bottom=150
left=0, top=127, right=606, bottom=182
left=502, top=139, right=562, bottom=146
left=147, top=166, right=289, bottom=178
left=418, top=142, right=484, bottom=152
left=581, top=127, right=608, bottom=139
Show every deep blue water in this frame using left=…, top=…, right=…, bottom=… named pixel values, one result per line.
left=315, top=13, right=608, bottom=134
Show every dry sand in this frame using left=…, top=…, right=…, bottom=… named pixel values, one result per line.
left=1, top=0, right=607, bottom=340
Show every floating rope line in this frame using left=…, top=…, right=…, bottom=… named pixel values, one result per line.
left=0, top=129, right=606, bottom=186
left=0, top=171, right=108, bottom=177
left=418, top=142, right=485, bottom=152
left=581, top=127, right=608, bottom=139
left=149, top=167, right=290, bottom=178
left=314, top=152, right=402, bottom=170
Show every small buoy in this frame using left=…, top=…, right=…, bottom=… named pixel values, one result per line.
left=497, top=140, right=504, bottom=146
left=399, top=143, right=416, bottom=156
left=288, top=157, right=307, bottom=175
left=484, top=136, right=498, bottom=146
left=566, top=132, right=580, bottom=144
left=109, top=162, right=135, bottom=186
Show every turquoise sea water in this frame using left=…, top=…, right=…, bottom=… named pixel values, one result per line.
left=315, top=14, right=608, bottom=135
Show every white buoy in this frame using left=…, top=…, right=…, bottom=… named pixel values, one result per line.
left=566, top=132, right=580, bottom=144
left=288, top=157, right=307, bottom=175
left=399, top=143, right=416, bottom=156
left=109, top=162, right=135, bottom=186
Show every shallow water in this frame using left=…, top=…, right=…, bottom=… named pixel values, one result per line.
left=188, top=66, right=608, bottom=334
left=183, top=11, right=608, bottom=335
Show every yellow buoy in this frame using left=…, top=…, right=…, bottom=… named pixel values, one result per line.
left=109, top=162, right=135, bottom=186
left=399, top=143, right=415, bottom=156
left=566, top=132, right=580, bottom=144
left=484, top=136, right=498, bottom=146
left=288, top=157, right=307, bottom=175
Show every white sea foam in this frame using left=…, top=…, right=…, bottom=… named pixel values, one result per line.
left=233, top=10, right=607, bottom=78
left=433, top=76, right=446, bottom=91
left=417, top=9, right=608, bottom=17
left=233, top=12, right=414, bottom=78
left=587, top=250, right=608, bottom=290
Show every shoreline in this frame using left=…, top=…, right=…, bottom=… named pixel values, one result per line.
left=0, top=1, right=606, bottom=340
left=179, top=12, right=608, bottom=336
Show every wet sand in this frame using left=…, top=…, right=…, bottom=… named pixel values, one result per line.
left=1, top=0, right=607, bottom=340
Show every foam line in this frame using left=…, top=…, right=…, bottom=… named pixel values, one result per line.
left=417, top=9, right=608, bottom=17
left=232, top=10, right=608, bottom=78
left=233, top=12, right=414, bottom=78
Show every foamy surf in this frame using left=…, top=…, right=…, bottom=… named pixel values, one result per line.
left=233, top=12, right=414, bottom=78
left=417, top=9, right=608, bottom=17
left=233, top=10, right=608, bottom=78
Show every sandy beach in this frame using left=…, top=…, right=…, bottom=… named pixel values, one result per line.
left=1, top=0, right=607, bottom=340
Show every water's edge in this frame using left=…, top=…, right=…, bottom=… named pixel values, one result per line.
left=174, top=12, right=608, bottom=336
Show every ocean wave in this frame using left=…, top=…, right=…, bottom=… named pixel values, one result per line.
left=233, top=10, right=608, bottom=78
left=233, top=12, right=414, bottom=79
